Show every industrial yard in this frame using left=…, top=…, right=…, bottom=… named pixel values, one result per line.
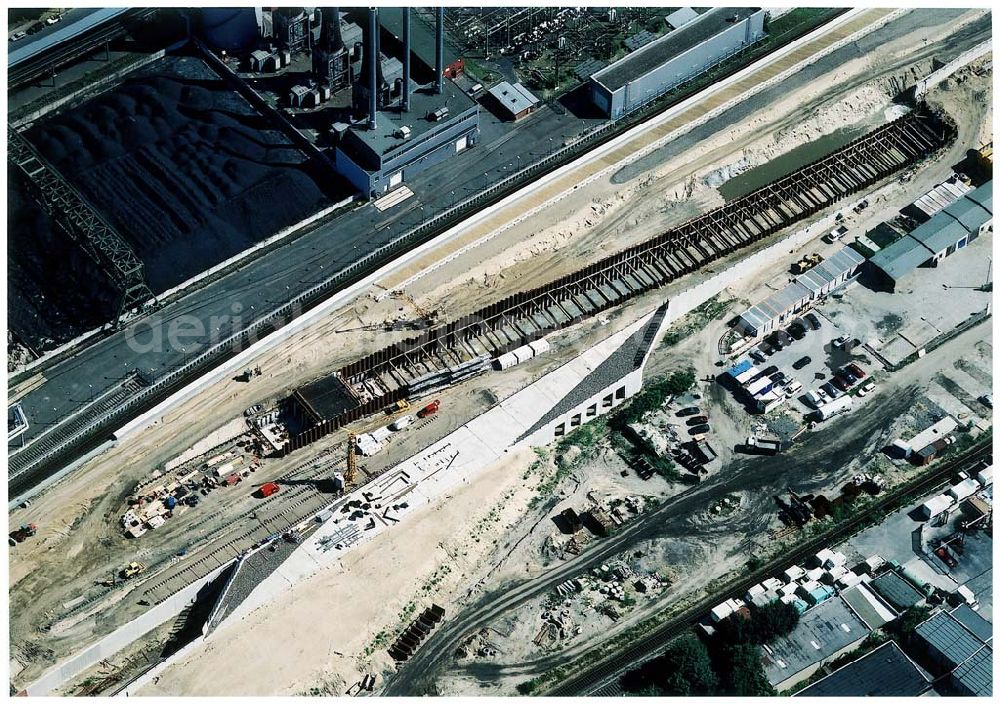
left=6, top=5, right=995, bottom=699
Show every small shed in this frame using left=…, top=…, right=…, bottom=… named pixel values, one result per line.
left=488, top=81, right=540, bottom=121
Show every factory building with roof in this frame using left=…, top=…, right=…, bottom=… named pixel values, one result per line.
left=762, top=595, right=871, bottom=691
left=735, top=246, right=865, bottom=338
left=588, top=7, right=766, bottom=119
left=335, top=81, right=480, bottom=198
left=794, top=641, right=931, bottom=697
left=866, top=180, right=993, bottom=291
left=334, top=8, right=480, bottom=199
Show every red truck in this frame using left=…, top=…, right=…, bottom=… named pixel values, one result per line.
left=417, top=400, right=441, bottom=418
left=258, top=482, right=280, bottom=498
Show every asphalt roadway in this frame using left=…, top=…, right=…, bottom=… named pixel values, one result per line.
left=8, top=89, right=603, bottom=494
left=382, top=388, right=922, bottom=695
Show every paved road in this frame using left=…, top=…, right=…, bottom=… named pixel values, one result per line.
left=382, top=389, right=917, bottom=695
left=8, top=84, right=602, bottom=490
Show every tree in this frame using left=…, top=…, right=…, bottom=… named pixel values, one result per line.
left=621, top=633, right=717, bottom=696
left=663, top=369, right=697, bottom=395
left=662, top=634, right=718, bottom=695
left=717, top=643, right=774, bottom=697
left=714, top=601, right=800, bottom=645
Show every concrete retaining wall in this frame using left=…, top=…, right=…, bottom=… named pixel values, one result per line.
left=914, top=39, right=991, bottom=98
left=23, top=562, right=231, bottom=696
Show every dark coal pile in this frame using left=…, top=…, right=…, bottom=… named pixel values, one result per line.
left=7, top=166, right=119, bottom=353
left=27, top=54, right=342, bottom=293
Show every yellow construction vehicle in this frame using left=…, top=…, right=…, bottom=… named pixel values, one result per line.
left=390, top=399, right=411, bottom=415
left=345, top=433, right=359, bottom=487
left=122, top=561, right=146, bottom=580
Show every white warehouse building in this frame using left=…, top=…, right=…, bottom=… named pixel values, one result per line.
left=735, top=246, right=865, bottom=338
left=588, top=7, right=766, bottom=119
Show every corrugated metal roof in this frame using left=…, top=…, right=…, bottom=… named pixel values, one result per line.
left=868, top=235, right=933, bottom=282
left=950, top=604, right=993, bottom=642
left=951, top=644, right=992, bottom=696
left=965, top=180, right=993, bottom=214
left=795, top=641, right=930, bottom=697
left=915, top=611, right=988, bottom=669
left=869, top=572, right=923, bottom=610
left=942, top=196, right=991, bottom=234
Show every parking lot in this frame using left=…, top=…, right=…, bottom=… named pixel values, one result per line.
left=731, top=302, right=880, bottom=422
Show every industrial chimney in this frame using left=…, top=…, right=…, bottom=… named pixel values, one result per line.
left=435, top=6, right=444, bottom=94
left=402, top=7, right=411, bottom=111
left=314, top=7, right=349, bottom=90
left=353, top=8, right=383, bottom=128
left=368, top=8, right=378, bottom=129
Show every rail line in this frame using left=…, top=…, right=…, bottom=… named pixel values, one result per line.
left=6, top=10, right=856, bottom=500
left=544, top=442, right=992, bottom=696
left=288, top=106, right=955, bottom=451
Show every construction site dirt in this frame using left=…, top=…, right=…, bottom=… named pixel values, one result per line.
left=7, top=8, right=992, bottom=696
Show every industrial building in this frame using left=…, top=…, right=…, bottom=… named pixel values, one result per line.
left=866, top=180, right=993, bottom=291
left=761, top=595, right=871, bottom=691
left=903, top=173, right=974, bottom=222
left=335, top=8, right=480, bottom=198
left=588, top=7, right=766, bottom=119
left=912, top=607, right=993, bottom=691
left=734, top=246, right=865, bottom=338
left=794, top=641, right=932, bottom=697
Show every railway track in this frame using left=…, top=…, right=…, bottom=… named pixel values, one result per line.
left=544, top=442, right=992, bottom=696
left=289, top=106, right=955, bottom=452
left=4, top=10, right=865, bottom=500
left=8, top=372, right=148, bottom=477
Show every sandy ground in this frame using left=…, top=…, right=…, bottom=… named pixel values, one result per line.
left=7, top=10, right=991, bottom=692
left=137, top=447, right=541, bottom=696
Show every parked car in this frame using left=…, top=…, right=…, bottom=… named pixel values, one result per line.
left=677, top=406, right=701, bottom=417
left=857, top=381, right=875, bottom=397
left=821, top=382, right=842, bottom=398
left=847, top=362, right=866, bottom=378
left=980, top=393, right=993, bottom=409
left=792, top=356, right=812, bottom=370
left=788, top=321, right=807, bottom=340
left=804, top=389, right=827, bottom=408
left=833, top=373, right=854, bottom=390
left=687, top=415, right=709, bottom=425
left=762, top=365, right=779, bottom=377
left=824, top=224, right=849, bottom=243
left=775, top=330, right=793, bottom=346
left=758, top=340, right=775, bottom=356
left=785, top=380, right=803, bottom=397
left=244, top=403, right=264, bottom=417
left=10, top=31, right=26, bottom=42
left=751, top=348, right=768, bottom=363
left=766, top=332, right=785, bottom=350
left=688, top=424, right=710, bottom=435
left=934, top=546, right=957, bottom=569
left=805, top=312, right=822, bottom=330
left=832, top=335, right=849, bottom=349
left=770, top=371, right=788, bottom=386
left=841, top=367, right=861, bottom=383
